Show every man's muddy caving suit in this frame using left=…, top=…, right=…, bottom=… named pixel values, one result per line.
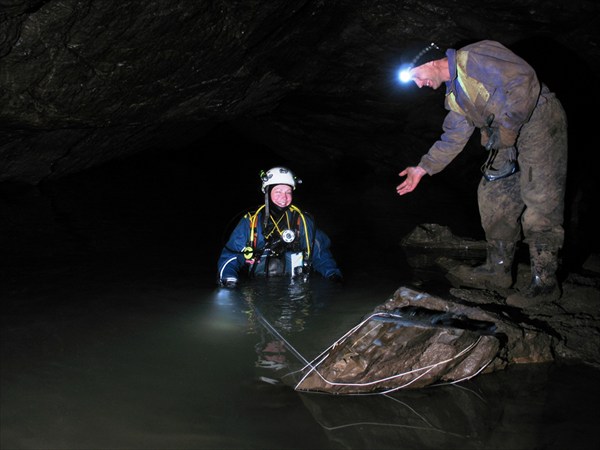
left=217, top=203, right=342, bottom=287
left=417, top=40, right=568, bottom=306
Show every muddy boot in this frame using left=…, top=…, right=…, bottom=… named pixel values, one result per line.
left=447, top=240, right=515, bottom=290
left=506, top=244, right=560, bottom=308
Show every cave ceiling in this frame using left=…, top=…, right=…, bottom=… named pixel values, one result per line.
left=1, top=0, right=599, bottom=184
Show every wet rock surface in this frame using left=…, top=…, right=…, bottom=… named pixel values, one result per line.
left=295, top=225, right=598, bottom=394
left=403, top=224, right=600, bottom=369
left=295, top=289, right=512, bottom=394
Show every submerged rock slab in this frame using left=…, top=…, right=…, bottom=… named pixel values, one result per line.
left=295, top=286, right=554, bottom=394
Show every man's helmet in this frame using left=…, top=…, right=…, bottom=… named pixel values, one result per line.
left=260, top=167, right=301, bottom=193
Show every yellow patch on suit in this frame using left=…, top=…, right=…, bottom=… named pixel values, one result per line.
left=445, top=51, right=491, bottom=123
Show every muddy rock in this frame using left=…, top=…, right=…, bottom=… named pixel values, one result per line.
left=404, top=224, right=600, bottom=369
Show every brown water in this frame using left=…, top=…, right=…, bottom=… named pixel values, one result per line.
left=2, top=253, right=598, bottom=450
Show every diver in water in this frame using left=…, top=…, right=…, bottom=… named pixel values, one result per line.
left=217, top=166, right=343, bottom=288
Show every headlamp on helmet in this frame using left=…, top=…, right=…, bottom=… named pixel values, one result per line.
left=260, top=167, right=302, bottom=193
left=397, top=42, right=442, bottom=84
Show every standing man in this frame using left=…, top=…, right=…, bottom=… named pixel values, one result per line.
left=396, top=40, right=568, bottom=308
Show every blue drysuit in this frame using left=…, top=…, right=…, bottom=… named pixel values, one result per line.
left=217, top=204, right=342, bottom=284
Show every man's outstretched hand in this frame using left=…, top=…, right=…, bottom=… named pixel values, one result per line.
left=396, top=166, right=427, bottom=195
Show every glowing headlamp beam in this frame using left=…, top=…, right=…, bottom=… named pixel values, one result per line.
left=398, top=67, right=413, bottom=83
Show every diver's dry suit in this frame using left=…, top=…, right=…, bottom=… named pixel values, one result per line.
left=217, top=204, right=342, bottom=286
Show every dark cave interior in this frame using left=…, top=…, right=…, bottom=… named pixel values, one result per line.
left=1, top=1, right=599, bottom=283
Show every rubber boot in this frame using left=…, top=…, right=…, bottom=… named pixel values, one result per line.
left=506, top=244, right=561, bottom=308
left=447, top=240, right=515, bottom=290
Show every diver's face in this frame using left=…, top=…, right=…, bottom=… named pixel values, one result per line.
left=270, top=184, right=293, bottom=208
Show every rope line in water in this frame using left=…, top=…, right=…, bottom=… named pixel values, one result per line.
left=252, top=306, right=489, bottom=395
left=250, top=302, right=312, bottom=367
left=293, top=312, right=486, bottom=394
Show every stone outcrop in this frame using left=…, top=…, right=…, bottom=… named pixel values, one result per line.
left=294, top=224, right=599, bottom=394
left=295, top=286, right=554, bottom=394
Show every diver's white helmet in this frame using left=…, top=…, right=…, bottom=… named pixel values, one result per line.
left=260, top=167, right=301, bottom=193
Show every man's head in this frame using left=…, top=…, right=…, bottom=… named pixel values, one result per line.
left=398, top=42, right=447, bottom=88
left=407, top=58, right=450, bottom=90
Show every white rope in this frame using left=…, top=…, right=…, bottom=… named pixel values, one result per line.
left=432, top=354, right=496, bottom=387
left=293, top=312, right=390, bottom=388
left=294, top=310, right=487, bottom=394
left=299, top=337, right=483, bottom=394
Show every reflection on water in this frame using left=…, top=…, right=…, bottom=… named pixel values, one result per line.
left=215, top=278, right=343, bottom=387
left=2, top=263, right=599, bottom=449
left=299, top=383, right=493, bottom=449
left=240, top=278, right=319, bottom=334
left=210, top=277, right=600, bottom=450
left=296, top=362, right=600, bottom=450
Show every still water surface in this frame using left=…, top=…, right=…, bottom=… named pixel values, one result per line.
left=2, top=256, right=599, bottom=449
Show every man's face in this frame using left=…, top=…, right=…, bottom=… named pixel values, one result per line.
left=409, top=61, right=443, bottom=90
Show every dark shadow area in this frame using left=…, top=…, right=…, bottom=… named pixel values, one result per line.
left=1, top=123, right=416, bottom=286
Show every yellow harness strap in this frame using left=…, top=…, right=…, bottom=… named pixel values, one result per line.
left=247, top=204, right=312, bottom=259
